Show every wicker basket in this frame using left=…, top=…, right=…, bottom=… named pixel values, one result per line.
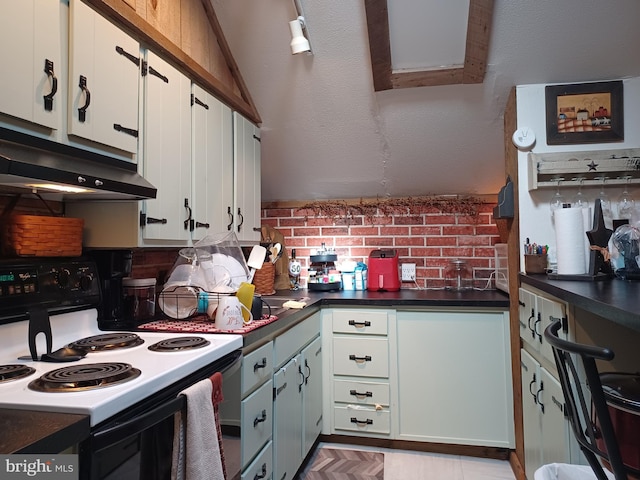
left=253, top=261, right=275, bottom=295
left=1, top=215, right=84, bottom=257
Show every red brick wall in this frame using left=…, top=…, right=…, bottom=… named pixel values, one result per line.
left=262, top=203, right=502, bottom=289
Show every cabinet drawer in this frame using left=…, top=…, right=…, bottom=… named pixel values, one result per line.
left=241, top=379, right=273, bottom=469
left=274, top=313, right=320, bottom=368
left=333, top=379, right=389, bottom=406
left=334, top=405, right=391, bottom=434
left=241, top=441, right=272, bottom=480
left=332, top=309, right=388, bottom=335
left=242, top=342, right=273, bottom=396
left=333, top=337, right=389, bottom=378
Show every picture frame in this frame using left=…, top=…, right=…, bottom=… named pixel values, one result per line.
left=545, top=80, right=624, bottom=145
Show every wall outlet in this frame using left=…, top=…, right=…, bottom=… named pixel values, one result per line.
left=401, top=263, right=416, bottom=282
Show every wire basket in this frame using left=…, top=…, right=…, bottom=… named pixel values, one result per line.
left=157, top=285, right=231, bottom=320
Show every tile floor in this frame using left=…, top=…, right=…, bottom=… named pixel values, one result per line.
left=313, top=442, right=516, bottom=480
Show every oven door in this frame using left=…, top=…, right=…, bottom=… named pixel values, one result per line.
left=79, top=350, right=242, bottom=480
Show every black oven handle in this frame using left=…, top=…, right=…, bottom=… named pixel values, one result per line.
left=87, top=351, right=242, bottom=452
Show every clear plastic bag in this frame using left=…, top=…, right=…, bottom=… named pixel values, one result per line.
left=611, top=224, right=640, bottom=279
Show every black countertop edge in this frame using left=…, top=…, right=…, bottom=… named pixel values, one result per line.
left=0, top=409, right=90, bottom=454
left=520, top=274, right=640, bottom=333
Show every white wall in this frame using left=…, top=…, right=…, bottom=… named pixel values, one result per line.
left=516, top=77, right=640, bottom=271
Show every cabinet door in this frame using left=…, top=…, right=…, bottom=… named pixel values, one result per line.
left=539, top=367, right=572, bottom=466
left=521, top=349, right=543, bottom=480
left=397, top=310, right=513, bottom=447
left=233, top=113, right=261, bottom=242
left=538, top=296, right=568, bottom=366
left=273, top=356, right=303, bottom=480
left=69, top=0, right=139, bottom=153
left=519, top=287, right=538, bottom=350
left=301, top=336, right=323, bottom=457
left=191, top=84, right=233, bottom=241
left=141, top=50, right=192, bottom=242
left=0, top=0, right=62, bottom=130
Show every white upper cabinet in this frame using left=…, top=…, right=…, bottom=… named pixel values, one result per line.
left=68, top=0, right=139, bottom=154
left=191, top=84, right=233, bottom=241
left=141, top=50, right=192, bottom=242
left=0, top=0, right=63, bottom=130
left=233, top=113, right=261, bottom=242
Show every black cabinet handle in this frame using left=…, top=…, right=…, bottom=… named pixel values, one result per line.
left=227, top=206, right=233, bottom=231
left=253, top=358, right=267, bottom=372
left=191, top=94, right=209, bottom=109
left=304, top=359, right=311, bottom=385
left=237, top=208, right=244, bottom=233
left=349, top=389, right=373, bottom=399
left=349, top=354, right=372, bottom=363
left=183, top=198, right=192, bottom=231
left=528, top=373, right=538, bottom=404
left=253, top=409, right=267, bottom=428
left=298, top=364, right=305, bottom=392
left=275, top=382, right=287, bottom=397
left=43, top=59, right=57, bottom=111
left=534, top=314, right=542, bottom=343
left=113, top=124, right=139, bottom=138
left=143, top=215, right=167, bottom=225
left=195, top=221, right=210, bottom=229
left=115, top=45, right=140, bottom=66
left=350, top=417, right=373, bottom=426
left=348, top=320, right=371, bottom=328
left=148, top=65, right=169, bottom=83
left=536, top=381, right=545, bottom=413
left=253, top=464, right=267, bottom=480
left=78, top=75, right=91, bottom=122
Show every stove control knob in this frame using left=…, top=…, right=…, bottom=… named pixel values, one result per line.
left=56, top=268, right=71, bottom=288
left=79, top=274, right=94, bottom=291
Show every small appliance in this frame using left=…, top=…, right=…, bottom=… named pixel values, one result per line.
left=366, top=249, right=400, bottom=291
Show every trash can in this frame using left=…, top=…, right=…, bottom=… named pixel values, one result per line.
left=534, top=463, right=614, bottom=480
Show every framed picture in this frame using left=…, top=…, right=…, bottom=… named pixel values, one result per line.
left=545, top=80, right=624, bottom=145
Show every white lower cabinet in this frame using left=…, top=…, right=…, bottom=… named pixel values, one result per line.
left=273, top=313, right=322, bottom=480
left=396, top=309, right=514, bottom=448
left=242, top=441, right=273, bottom=480
left=242, top=378, right=274, bottom=470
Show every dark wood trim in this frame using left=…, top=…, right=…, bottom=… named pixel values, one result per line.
left=319, top=434, right=512, bottom=461
left=503, top=86, right=526, bottom=480
left=365, top=0, right=494, bottom=91
left=83, top=0, right=261, bottom=125
left=364, top=0, right=392, bottom=92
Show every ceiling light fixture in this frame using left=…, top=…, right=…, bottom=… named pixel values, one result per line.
left=289, top=0, right=312, bottom=55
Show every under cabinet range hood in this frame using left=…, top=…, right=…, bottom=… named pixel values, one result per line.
left=0, top=128, right=156, bottom=200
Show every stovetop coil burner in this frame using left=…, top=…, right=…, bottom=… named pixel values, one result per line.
left=148, top=336, right=211, bottom=352
left=0, top=364, right=36, bottom=383
left=28, top=362, right=141, bottom=392
left=68, top=333, right=144, bottom=352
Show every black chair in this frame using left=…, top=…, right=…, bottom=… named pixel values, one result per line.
left=544, top=319, right=640, bottom=480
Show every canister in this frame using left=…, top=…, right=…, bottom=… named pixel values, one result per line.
left=123, top=277, right=156, bottom=322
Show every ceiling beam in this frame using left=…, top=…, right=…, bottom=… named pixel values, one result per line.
left=365, top=0, right=494, bottom=91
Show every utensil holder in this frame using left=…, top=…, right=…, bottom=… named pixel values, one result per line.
left=525, top=254, right=548, bottom=274
left=253, top=262, right=275, bottom=295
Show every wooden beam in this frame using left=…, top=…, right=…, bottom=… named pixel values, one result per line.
left=391, top=67, right=464, bottom=89
left=463, top=0, right=494, bottom=84
left=364, top=0, right=393, bottom=92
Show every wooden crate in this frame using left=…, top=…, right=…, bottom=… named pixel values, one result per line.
left=1, top=215, right=84, bottom=257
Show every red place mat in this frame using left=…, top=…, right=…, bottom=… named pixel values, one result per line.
left=138, top=315, right=279, bottom=335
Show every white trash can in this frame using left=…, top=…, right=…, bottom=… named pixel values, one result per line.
left=534, top=463, right=615, bottom=480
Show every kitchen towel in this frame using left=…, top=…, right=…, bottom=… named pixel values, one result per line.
left=172, top=378, right=225, bottom=480
left=555, top=207, right=587, bottom=275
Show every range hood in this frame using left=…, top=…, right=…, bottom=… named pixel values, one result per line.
left=0, top=128, right=156, bottom=200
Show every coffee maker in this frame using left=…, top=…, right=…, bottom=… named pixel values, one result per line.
left=87, top=249, right=133, bottom=330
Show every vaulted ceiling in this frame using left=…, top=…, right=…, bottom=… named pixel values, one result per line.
left=213, top=0, right=640, bottom=203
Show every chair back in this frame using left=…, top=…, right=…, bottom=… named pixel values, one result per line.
left=544, top=319, right=640, bottom=480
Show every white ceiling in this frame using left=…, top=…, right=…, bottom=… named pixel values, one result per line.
left=213, top=0, right=640, bottom=203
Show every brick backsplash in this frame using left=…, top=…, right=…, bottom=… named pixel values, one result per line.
left=261, top=203, right=502, bottom=290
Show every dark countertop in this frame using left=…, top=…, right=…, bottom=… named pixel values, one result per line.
left=0, top=409, right=89, bottom=454
left=520, top=274, right=640, bottom=333
left=2, top=287, right=508, bottom=453
left=242, top=287, right=509, bottom=350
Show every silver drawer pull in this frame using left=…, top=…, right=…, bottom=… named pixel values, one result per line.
left=348, top=320, right=371, bottom=328
left=350, top=417, right=373, bottom=426
left=349, top=354, right=372, bottom=364
left=349, top=389, right=373, bottom=398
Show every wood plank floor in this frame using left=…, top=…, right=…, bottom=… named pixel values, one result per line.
left=311, top=442, right=516, bottom=480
